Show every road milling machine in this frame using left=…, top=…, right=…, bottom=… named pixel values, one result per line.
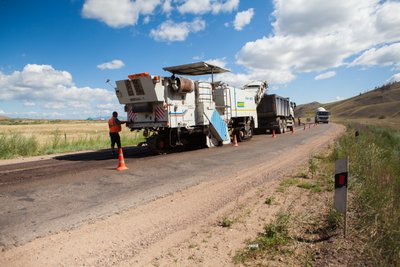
left=114, top=62, right=267, bottom=153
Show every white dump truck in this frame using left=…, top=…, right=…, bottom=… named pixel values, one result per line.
left=114, top=62, right=267, bottom=153
left=315, top=107, right=330, bottom=123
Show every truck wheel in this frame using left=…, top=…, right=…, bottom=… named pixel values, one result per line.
left=246, top=127, right=253, bottom=140
left=147, top=135, right=167, bottom=154
left=276, top=119, right=283, bottom=134
left=235, top=128, right=245, bottom=142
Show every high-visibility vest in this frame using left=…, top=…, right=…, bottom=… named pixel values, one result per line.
left=108, top=117, right=122, bottom=133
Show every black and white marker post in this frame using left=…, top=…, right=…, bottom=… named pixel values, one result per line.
left=334, top=156, right=349, bottom=238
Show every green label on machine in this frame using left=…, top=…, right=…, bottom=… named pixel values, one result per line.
left=237, top=102, right=244, bottom=108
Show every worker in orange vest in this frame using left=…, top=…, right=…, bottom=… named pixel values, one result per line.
left=108, top=111, right=126, bottom=155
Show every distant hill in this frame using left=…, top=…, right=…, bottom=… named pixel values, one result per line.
left=325, top=81, right=400, bottom=119
left=295, top=101, right=323, bottom=118
left=295, top=81, right=400, bottom=121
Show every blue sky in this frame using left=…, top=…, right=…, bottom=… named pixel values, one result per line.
left=1, top=0, right=399, bottom=119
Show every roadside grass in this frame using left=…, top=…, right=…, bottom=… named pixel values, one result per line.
left=330, top=125, right=400, bottom=266
left=0, top=127, right=145, bottom=159
left=235, top=124, right=400, bottom=266
left=219, top=203, right=252, bottom=228
left=233, top=211, right=292, bottom=264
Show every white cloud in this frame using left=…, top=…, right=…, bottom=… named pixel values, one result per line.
left=82, top=0, right=162, bottom=28
left=211, top=0, right=239, bottom=14
left=143, top=16, right=151, bottom=24
left=387, top=73, right=400, bottom=83
left=23, top=100, right=36, bottom=107
left=97, top=103, right=115, bottom=109
left=97, top=59, right=125, bottom=70
left=82, top=0, right=139, bottom=28
left=351, top=43, right=400, bottom=67
left=0, top=64, right=118, bottom=119
left=234, top=8, right=254, bottom=31
left=375, top=1, right=400, bottom=42
left=162, top=0, right=173, bottom=14
left=177, top=0, right=238, bottom=14
left=205, top=58, right=228, bottom=69
left=150, top=18, right=205, bottom=42
left=135, top=0, right=162, bottom=14
left=216, top=68, right=295, bottom=87
left=315, top=71, right=336, bottom=80
left=0, top=109, right=5, bottom=115
left=234, top=0, right=400, bottom=84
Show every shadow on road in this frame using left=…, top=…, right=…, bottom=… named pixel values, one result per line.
left=54, top=146, right=151, bottom=161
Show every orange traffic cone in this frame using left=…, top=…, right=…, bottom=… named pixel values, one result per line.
left=116, top=148, right=128, bottom=171
left=233, top=134, right=238, bottom=147
left=272, top=129, right=276, bottom=138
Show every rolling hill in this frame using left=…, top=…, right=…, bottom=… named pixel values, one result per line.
left=325, top=81, right=400, bottom=119
left=295, top=81, right=400, bottom=129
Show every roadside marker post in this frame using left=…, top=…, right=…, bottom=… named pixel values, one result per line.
left=334, top=156, right=349, bottom=238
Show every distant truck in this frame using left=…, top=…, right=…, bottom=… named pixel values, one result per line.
left=256, top=94, right=296, bottom=134
left=315, top=107, right=330, bottom=123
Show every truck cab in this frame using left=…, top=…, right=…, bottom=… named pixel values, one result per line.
left=315, top=107, right=330, bottom=124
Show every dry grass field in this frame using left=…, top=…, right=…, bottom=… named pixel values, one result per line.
left=0, top=120, right=136, bottom=145
left=0, top=120, right=144, bottom=159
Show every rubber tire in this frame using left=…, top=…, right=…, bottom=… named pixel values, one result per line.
left=276, top=119, right=283, bottom=134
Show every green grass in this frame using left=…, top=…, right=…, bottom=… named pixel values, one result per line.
left=326, top=206, right=341, bottom=231
left=331, top=125, right=400, bottom=266
left=0, top=133, right=39, bottom=158
left=220, top=217, right=234, bottom=228
left=0, top=131, right=145, bottom=159
left=264, top=197, right=274, bottom=205
left=233, top=212, right=291, bottom=264
left=297, top=181, right=321, bottom=193
left=234, top=125, right=399, bottom=266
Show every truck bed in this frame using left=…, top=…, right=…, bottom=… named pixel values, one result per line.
left=257, top=94, right=291, bottom=118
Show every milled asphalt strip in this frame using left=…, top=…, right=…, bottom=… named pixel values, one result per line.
left=0, top=162, right=77, bottom=174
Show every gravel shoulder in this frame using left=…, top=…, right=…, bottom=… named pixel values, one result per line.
left=0, top=124, right=345, bottom=266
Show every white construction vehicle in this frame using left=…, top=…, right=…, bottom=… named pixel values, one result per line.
left=114, top=62, right=267, bottom=153
left=315, top=107, right=330, bottom=124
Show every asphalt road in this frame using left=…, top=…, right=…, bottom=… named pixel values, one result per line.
left=0, top=123, right=335, bottom=249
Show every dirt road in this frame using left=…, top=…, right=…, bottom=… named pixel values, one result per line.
left=0, top=123, right=344, bottom=266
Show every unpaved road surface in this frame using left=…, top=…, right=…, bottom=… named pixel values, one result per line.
left=0, top=123, right=344, bottom=266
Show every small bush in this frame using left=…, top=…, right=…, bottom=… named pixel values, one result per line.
left=220, top=217, right=234, bottom=228
left=233, top=212, right=291, bottom=264
left=326, top=207, right=341, bottom=231
left=264, top=197, right=274, bottom=205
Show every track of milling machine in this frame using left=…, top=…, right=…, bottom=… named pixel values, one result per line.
left=114, top=62, right=267, bottom=153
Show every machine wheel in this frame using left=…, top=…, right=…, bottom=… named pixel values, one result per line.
left=236, top=128, right=245, bottom=142
left=147, top=135, right=167, bottom=154
left=276, top=119, right=283, bottom=134
left=247, top=126, right=253, bottom=140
